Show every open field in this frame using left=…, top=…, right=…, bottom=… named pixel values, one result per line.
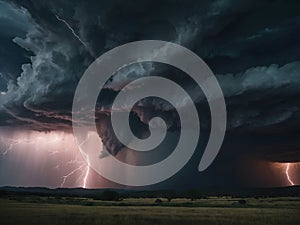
left=0, top=196, right=299, bottom=225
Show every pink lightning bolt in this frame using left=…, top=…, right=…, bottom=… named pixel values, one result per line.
left=0, top=132, right=92, bottom=188
left=285, top=163, right=295, bottom=186
left=83, top=165, right=90, bottom=188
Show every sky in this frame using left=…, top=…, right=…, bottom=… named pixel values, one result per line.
left=0, top=0, right=299, bottom=189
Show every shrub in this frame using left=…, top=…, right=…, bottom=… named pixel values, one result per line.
left=155, top=198, right=163, bottom=204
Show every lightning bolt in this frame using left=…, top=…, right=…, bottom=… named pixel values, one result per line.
left=55, top=15, right=88, bottom=48
left=0, top=132, right=92, bottom=189
left=60, top=132, right=96, bottom=188
left=83, top=163, right=90, bottom=189
left=0, top=134, right=63, bottom=155
left=60, top=155, right=90, bottom=188
left=60, top=158, right=88, bottom=188
left=0, top=143, right=12, bottom=156
left=285, top=163, right=295, bottom=186
left=77, top=133, right=94, bottom=189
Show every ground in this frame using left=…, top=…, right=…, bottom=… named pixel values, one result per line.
left=0, top=196, right=299, bottom=225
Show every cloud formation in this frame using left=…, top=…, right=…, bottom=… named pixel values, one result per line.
left=0, top=0, right=299, bottom=162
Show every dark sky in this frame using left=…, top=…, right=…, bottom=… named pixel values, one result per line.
left=0, top=0, right=299, bottom=188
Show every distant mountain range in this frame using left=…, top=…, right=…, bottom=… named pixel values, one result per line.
left=0, top=186, right=299, bottom=198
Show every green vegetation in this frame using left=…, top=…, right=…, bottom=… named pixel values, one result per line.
left=0, top=196, right=299, bottom=225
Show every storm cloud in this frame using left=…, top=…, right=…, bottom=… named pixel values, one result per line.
left=0, top=0, right=299, bottom=186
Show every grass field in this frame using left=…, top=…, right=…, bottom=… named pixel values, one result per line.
left=1, top=196, right=299, bottom=225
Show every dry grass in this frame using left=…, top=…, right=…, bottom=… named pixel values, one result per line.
left=1, top=197, right=299, bottom=225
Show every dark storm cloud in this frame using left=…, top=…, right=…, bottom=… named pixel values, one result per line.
left=0, top=0, right=299, bottom=161
left=0, top=1, right=34, bottom=90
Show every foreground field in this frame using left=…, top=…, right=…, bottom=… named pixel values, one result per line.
left=1, top=197, right=299, bottom=225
